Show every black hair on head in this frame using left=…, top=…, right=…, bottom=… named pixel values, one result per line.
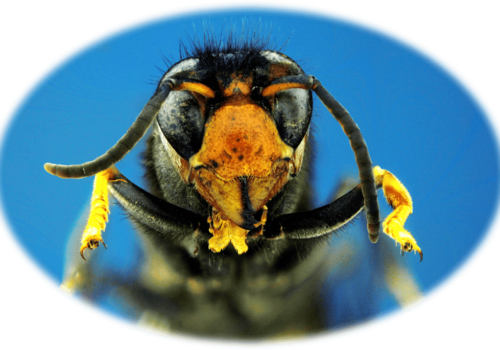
left=179, top=20, right=286, bottom=76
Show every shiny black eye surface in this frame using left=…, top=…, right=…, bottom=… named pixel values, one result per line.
left=273, top=88, right=312, bottom=148
left=157, top=90, right=205, bottom=159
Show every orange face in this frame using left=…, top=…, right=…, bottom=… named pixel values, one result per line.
left=172, top=72, right=307, bottom=230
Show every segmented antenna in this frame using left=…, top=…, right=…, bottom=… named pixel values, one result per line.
left=43, top=81, right=175, bottom=179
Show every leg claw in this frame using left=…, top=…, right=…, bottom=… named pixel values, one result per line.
left=384, top=221, right=423, bottom=262
left=80, top=237, right=106, bottom=261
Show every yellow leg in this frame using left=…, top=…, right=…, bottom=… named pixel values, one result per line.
left=80, top=167, right=123, bottom=260
left=373, top=166, right=422, bottom=261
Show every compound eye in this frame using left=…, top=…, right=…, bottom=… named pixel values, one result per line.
left=274, top=88, right=312, bottom=148
left=157, top=90, right=204, bottom=159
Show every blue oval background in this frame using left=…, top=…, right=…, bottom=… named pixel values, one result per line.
left=1, top=10, right=498, bottom=331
